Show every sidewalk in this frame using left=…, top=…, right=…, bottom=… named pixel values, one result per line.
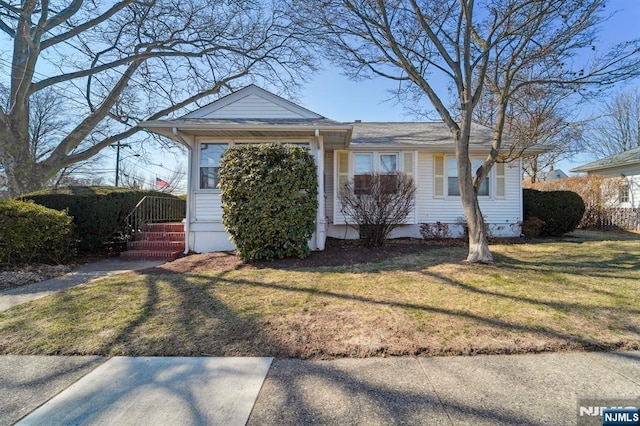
left=1, top=351, right=638, bottom=425
left=0, top=258, right=164, bottom=312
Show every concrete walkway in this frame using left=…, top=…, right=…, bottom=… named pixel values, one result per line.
left=0, top=258, right=163, bottom=312
left=1, top=352, right=638, bottom=425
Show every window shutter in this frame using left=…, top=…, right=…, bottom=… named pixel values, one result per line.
left=496, top=162, right=506, bottom=198
left=337, top=152, right=349, bottom=191
left=434, top=155, right=444, bottom=198
left=403, top=152, right=414, bottom=179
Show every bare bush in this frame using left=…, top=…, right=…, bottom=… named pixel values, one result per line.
left=339, top=173, right=416, bottom=248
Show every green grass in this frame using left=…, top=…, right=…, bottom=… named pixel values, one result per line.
left=1, top=232, right=639, bottom=358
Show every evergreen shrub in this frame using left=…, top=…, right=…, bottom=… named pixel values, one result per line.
left=523, top=189, right=585, bottom=236
left=0, top=200, right=75, bottom=265
left=219, top=144, right=318, bottom=261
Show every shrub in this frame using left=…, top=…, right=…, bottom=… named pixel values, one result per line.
left=339, top=172, right=416, bottom=248
left=520, top=217, right=545, bottom=239
left=420, top=222, right=451, bottom=240
left=523, top=189, right=585, bottom=236
left=526, top=175, right=626, bottom=228
left=219, top=144, right=318, bottom=261
left=0, top=200, right=75, bottom=265
left=21, top=186, right=180, bottom=252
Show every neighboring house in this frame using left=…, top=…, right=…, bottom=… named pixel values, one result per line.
left=538, top=169, right=568, bottom=182
left=140, top=85, right=529, bottom=253
left=570, top=147, right=640, bottom=208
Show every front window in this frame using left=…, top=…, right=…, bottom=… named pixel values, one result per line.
left=199, top=144, right=227, bottom=189
left=354, top=153, right=373, bottom=195
left=619, top=183, right=630, bottom=203
left=447, top=158, right=489, bottom=196
left=379, top=154, right=398, bottom=173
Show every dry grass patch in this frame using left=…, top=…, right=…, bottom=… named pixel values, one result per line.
left=0, top=233, right=639, bottom=358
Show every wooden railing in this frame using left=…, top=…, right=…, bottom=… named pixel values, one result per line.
left=125, top=196, right=186, bottom=234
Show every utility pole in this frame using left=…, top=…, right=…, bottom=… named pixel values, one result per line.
left=115, top=140, right=122, bottom=187
left=112, top=141, right=138, bottom=187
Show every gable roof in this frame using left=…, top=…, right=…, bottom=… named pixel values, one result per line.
left=570, top=146, right=640, bottom=173
left=181, top=84, right=323, bottom=119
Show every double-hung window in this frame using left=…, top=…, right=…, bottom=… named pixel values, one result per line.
left=619, top=183, right=630, bottom=203
left=199, top=144, right=227, bottom=190
left=436, top=156, right=492, bottom=197
left=353, top=153, right=373, bottom=195
left=379, top=153, right=398, bottom=193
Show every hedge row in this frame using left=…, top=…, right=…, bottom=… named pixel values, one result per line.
left=21, top=186, right=180, bottom=252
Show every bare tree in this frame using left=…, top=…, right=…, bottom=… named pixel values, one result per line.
left=0, top=0, right=316, bottom=197
left=339, top=172, right=416, bottom=248
left=298, top=0, right=640, bottom=262
left=474, top=84, right=585, bottom=183
left=584, top=89, right=640, bottom=158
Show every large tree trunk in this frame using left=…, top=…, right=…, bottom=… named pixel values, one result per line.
left=0, top=129, right=50, bottom=197
left=457, top=124, right=493, bottom=264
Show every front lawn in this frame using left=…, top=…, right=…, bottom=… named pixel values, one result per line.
left=1, top=231, right=638, bottom=358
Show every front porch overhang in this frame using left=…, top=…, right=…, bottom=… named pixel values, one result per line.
left=138, top=120, right=353, bottom=149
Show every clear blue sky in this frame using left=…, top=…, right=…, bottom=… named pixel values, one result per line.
left=98, top=1, right=640, bottom=190
left=299, top=0, right=640, bottom=175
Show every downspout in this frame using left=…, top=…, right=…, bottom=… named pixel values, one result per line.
left=173, top=127, right=192, bottom=254
left=315, top=128, right=326, bottom=250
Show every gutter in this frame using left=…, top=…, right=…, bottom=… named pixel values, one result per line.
left=173, top=127, right=192, bottom=255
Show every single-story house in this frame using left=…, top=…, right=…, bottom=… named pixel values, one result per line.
left=571, top=147, right=640, bottom=208
left=140, top=85, right=528, bottom=253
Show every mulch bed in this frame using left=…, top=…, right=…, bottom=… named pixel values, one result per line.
left=143, top=238, right=464, bottom=275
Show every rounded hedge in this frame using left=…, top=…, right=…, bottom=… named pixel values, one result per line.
left=21, top=186, right=181, bottom=252
left=219, top=144, right=318, bottom=261
left=523, top=189, right=585, bottom=236
left=0, top=200, right=76, bottom=265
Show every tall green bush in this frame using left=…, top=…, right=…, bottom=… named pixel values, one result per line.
left=0, top=200, right=75, bottom=265
left=21, top=186, right=180, bottom=252
left=523, top=189, right=585, bottom=236
left=219, top=144, right=318, bottom=261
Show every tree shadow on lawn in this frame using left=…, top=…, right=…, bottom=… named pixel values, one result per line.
left=491, top=249, right=640, bottom=282
left=93, top=273, right=285, bottom=357
left=105, top=269, right=638, bottom=357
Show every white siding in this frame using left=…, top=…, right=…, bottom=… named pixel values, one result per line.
left=416, top=153, right=522, bottom=230
left=206, top=94, right=306, bottom=119
left=631, top=176, right=640, bottom=208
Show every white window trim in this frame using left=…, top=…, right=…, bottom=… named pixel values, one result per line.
left=442, top=155, right=494, bottom=199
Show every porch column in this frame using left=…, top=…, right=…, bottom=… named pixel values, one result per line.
left=316, top=129, right=327, bottom=250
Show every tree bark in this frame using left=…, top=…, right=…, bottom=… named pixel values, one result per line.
left=457, top=118, right=493, bottom=264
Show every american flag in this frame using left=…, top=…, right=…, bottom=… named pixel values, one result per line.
left=156, top=177, right=169, bottom=189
